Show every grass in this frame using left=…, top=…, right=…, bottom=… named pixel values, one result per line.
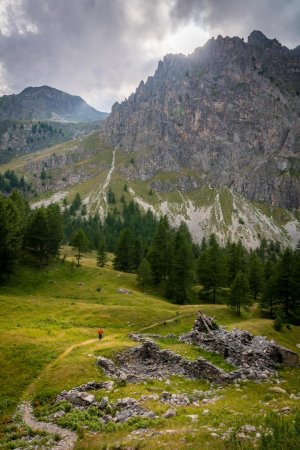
left=0, top=254, right=299, bottom=449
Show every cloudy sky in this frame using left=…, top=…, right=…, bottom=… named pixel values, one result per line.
left=0, top=0, right=299, bottom=111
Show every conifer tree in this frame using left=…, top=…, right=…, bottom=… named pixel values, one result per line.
left=46, top=204, right=64, bottom=261
left=172, top=225, right=195, bottom=304
left=137, top=259, right=153, bottom=288
left=227, top=271, right=252, bottom=314
left=260, top=274, right=278, bottom=318
left=276, top=248, right=296, bottom=318
left=198, top=234, right=225, bottom=303
left=113, top=228, right=135, bottom=272
left=147, top=216, right=171, bottom=285
left=97, top=238, right=107, bottom=267
left=0, top=195, right=23, bottom=278
left=248, top=253, right=264, bottom=299
left=227, top=241, right=248, bottom=285
left=26, top=207, right=48, bottom=266
left=70, top=228, right=89, bottom=266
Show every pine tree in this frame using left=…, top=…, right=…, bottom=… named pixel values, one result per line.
left=147, top=216, right=171, bottom=285
left=248, top=253, right=264, bottom=299
left=137, top=259, right=153, bottom=288
left=46, top=204, right=64, bottom=261
left=276, top=248, right=296, bottom=318
left=26, top=207, right=48, bottom=266
left=97, top=239, right=107, bottom=267
left=227, top=241, right=248, bottom=284
left=113, top=228, right=135, bottom=272
left=107, top=187, right=116, bottom=204
left=227, top=271, right=252, bottom=314
left=172, top=225, right=195, bottom=304
left=0, top=195, right=23, bottom=278
left=70, top=228, right=89, bottom=266
left=261, top=274, right=278, bottom=318
left=198, top=234, right=225, bottom=303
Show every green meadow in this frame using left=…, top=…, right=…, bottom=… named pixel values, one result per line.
left=0, top=252, right=299, bottom=449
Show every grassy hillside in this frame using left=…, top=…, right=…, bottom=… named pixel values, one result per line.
left=0, top=252, right=299, bottom=449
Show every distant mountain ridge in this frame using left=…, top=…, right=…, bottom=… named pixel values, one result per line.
left=0, top=85, right=108, bottom=123
left=102, top=30, right=300, bottom=210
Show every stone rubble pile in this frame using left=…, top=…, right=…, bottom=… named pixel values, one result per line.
left=97, top=339, right=232, bottom=383
left=180, top=312, right=299, bottom=371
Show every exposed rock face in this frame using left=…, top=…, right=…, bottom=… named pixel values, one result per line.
left=180, top=312, right=299, bottom=369
left=0, top=85, right=108, bottom=123
left=103, top=31, right=300, bottom=210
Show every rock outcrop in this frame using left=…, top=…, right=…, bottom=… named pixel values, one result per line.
left=180, top=312, right=299, bottom=369
left=102, top=30, right=300, bottom=210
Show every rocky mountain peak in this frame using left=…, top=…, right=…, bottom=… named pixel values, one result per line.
left=247, top=30, right=282, bottom=49
left=102, top=30, right=300, bottom=211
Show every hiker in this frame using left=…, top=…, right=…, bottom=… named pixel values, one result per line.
left=97, top=328, right=103, bottom=340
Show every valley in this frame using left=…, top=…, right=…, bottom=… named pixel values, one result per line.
left=0, top=252, right=299, bottom=450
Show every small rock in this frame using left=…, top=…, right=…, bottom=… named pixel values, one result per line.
left=99, top=397, right=108, bottom=409
left=289, top=394, right=299, bottom=400
left=211, top=433, right=219, bottom=438
left=117, top=288, right=131, bottom=294
left=82, top=394, right=95, bottom=404
left=241, top=425, right=256, bottom=433
left=187, top=414, right=198, bottom=422
left=269, top=387, right=286, bottom=394
left=236, top=432, right=250, bottom=440
left=281, top=406, right=291, bottom=414
left=202, top=409, right=210, bottom=415
left=53, top=410, right=65, bottom=418
left=163, top=408, right=177, bottom=419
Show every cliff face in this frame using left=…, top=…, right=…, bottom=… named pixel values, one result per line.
left=0, top=86, right=108, bottom=123
left=103, top=30, right=300, bottom=210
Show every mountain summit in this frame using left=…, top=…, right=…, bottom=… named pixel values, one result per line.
left=102, top=30, right=300, bottom=210
left=0, top=85, right=107, bottom=123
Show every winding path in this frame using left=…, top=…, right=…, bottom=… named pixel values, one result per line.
left=20, top=313, right=196, bottom=449
left=20, top=402, right=77, bottom=450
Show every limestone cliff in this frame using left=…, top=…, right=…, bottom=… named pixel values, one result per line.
left=103, top=31, right=300, bottom=210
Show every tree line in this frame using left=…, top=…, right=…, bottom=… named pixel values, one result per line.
left=1, top=189, right=299, bottom=324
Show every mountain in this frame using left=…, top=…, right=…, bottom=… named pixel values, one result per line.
left=102, top=30, right=300, bottom=211
left=0, top=85, right=108, bottom=123
left=2, top=32, right=300, bottom=248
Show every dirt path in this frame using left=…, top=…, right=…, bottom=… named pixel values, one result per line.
left=138, top=312, right=195, bottom=333
left=20, top=402, right=77, bottom=450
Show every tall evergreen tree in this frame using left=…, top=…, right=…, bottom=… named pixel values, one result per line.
left=198, top=234, right=225, bottom=303
left=172, top=225, right=195, bottom=304
left=0, top=195, right=23, bottom=278
left=26, top=207, right=48, bottom=266
left=97, top=238, right=107, bottom=267
left=70, top=228, right=89, bottom=266
left=227, top=271, right=252, bottom=314
left=113, top=228, right=135, bottom=272
left=276, top=248, right=296, bottom=318
left=248, top=253, right=264, bottom=299
left=227, top=241, right=248, bottom=284
left=147, top=216, right=171, bottom=285
left=260, top=274, right=278, bottom=318
left=46, top=204, right=64, bottom=260
left=137, top=259, right=153, bottom=288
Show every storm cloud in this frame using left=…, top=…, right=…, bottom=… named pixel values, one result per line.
left=0, top=0, right=299, bottom=111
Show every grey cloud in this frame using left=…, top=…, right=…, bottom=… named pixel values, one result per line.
left=0, top=0, right=174, bottom=110
left=0, top=0, right=299, bottom=111
left=170, top=0, right=300, bottom=48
